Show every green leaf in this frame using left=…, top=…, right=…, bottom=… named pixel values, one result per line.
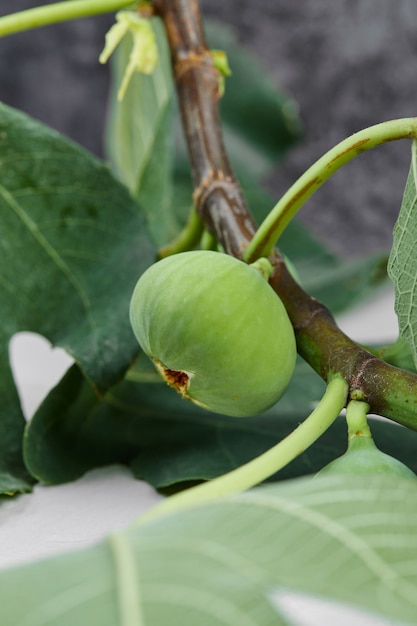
left=23, top=354, right=417, bottom=488
left=2, top=474, right=417, bottom=624
left=388, top=140, right=417, bottom=368
left=0, top=103, right=155, bottom=493
left=105, top=17, right=179, bottom=248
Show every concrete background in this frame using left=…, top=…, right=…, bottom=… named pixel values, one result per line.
left=1, top=1, right=417, bottom=256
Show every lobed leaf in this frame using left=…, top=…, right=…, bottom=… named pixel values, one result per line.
left=0, top=103, right=155, bottom=493
left=2, top=474, right=417, bottom=624
left=388, top=140, right=417, bottom=368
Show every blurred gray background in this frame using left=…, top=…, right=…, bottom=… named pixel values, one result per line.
left=1, top=0, right=417, bottom=257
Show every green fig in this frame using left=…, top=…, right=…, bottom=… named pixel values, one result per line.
left=318, top=434, right=416, bottom=479
left=129, top=250, right=297, bottom=417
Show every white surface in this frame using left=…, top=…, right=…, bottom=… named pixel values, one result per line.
left=4, top=332, right=164, bottom=570
left=271, top=589, right=410, bottom=626
left=0, top=466, right=162, bottom=570
left=1, top=285, right=397, bottom=574
left=336, top=283, right=398, bottom=344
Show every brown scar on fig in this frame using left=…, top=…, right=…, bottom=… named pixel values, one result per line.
left=153, top=358, right=191, bottom=395
left=165, top=368, right=190, bottom=394
left=152, top=358, right=210, bottom=410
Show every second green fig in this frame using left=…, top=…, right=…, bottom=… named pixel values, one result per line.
left=319, top=433, right=416, bottom=479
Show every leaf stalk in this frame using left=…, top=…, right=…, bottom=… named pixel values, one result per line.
left=244, top=118, right=417, bottom=263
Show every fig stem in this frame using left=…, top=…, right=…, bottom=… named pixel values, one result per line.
left=132, top=375, right=348, bottom=527
left=345, top=400, right=372, bottom=440
left=0, top=0, right=137, bottom=37
left=157, top=205, right=204, bottom=258
left=244, top=118, right=417, bottom=263
left=249, top=257, right=274, bottom=281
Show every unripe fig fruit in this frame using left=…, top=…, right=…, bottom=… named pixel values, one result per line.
left=318, top=434, right=416, bottom=479
left=129, top=250, right=296, bottom=417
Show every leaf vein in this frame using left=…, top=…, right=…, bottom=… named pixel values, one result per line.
left=108, top=532, right=145, bottom=626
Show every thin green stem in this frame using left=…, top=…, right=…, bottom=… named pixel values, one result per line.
left=157, top=206, right=204, bottom=258
left=345, top=399, right=371, bottom=440
left=132, top=374, right=348, bottom=527
left=244, top=118, right=417, bottom=263
left=0, top=0, right=137, bottom=37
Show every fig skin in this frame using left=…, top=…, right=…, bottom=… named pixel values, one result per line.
left=318, top=435, right=416, bottom=479
left=129, top=250, right=297, bottom=417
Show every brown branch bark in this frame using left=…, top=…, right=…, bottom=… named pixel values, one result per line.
left=154, top=0, right=417, bottom=431
left=153, top=0, right=256, bottom=256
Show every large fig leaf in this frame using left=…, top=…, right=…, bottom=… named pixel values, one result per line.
left=0, top=103, right=155, bottom=493
left=23, top=355, right=417, bottom=488
left=1, top=474, right=417, bottom=625
left=388, top=140, right=417, bottom=368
